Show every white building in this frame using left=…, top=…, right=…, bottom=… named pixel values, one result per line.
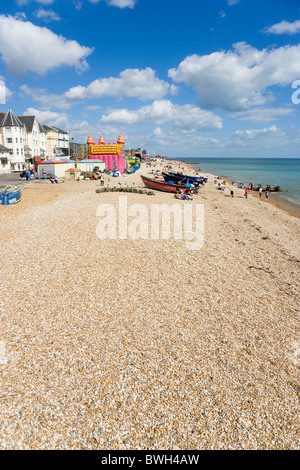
left=18, top=115, right=48, bottom=162
left=76, top=159, right=105, bottom=172
left=0, top=110, right=26, bottom=172
left=52, top=126, right=70, bottom=158
left=0, top=144, right=11, bottom=174
left=0, top=109, right=70, bottom=171
left=37, top=159, right=75, bottom=179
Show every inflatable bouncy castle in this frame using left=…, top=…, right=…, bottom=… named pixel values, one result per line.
left=126, top=153, right=141, bottom=174
left=87, top=133, right=142, bottom=174
left=87, top=134, right=127, bottom=173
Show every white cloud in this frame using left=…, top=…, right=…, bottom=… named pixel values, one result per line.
left=24, top=107, right=70, bottom=130
left=228, top=125, right=290, bottom=152
left=14, top=12, right=27, bottom=20
left=138, top=127, right=225, bottom=158
left=153, top=127, right=163, bottom=136
left=142, top=122, right=297, bottom=157
left=227, top=0, right=240, bottom=5
left=19, top=84, right=72, bottom=110
left=168, top=42, right=300, bottom=112
left=85, top=105, right=101, bottom=111
left=4, top=87, right=14, bottom=103
left=0, top=76, right=14, bottom=104
left=17, top=0, right=55, bottom=5
left=234, top=125, right=285, bottom=138
left=20, top=68, right=177, bottom=110
left=74, top=1, right=83, bottom=10
left=228, top=106, right=296, bottom=122
left=81, top=105, right=101, bottom=117
left=263, top=19, right=300, bottom=35
left=0, top=15, right=93, bottom=76
left=100, top=99, right=222, bottom=131
left=24, top=107, right=99, bottom=143
left=33, top=8, right=62, bottom=22
left=107, top=0, right=137, bottom=7
left=65, top=68, right=178, bottom=102
left=88, top=0, right=138, bottom=7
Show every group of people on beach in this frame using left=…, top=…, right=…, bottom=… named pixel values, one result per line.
left=20, top=168, right=61, bottom=184
left=229, top=185, right=269, bottom=199
left=49, top=176, right=59, bottom=184
left=174, top=187, right=193, bottom=201
left=258, top=186, right=269, bottom=199
left=219, top=179, right=270, bottom=200
left=149, top=169, right=161, bottom=179
left=20, top=169, right=34, bottom=181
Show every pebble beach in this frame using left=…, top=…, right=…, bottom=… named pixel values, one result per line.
left=0, top=161, right=299, bottom=450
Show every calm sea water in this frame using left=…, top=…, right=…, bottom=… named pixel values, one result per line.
left=177, top=158, right=300, bottom=206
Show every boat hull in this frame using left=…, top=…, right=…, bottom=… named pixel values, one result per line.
left=0, top=186, right=22, bottom=205
left=252, top=187, right=281, bottom=192
left=141, top=175, right=189, bottom=193
left=162, top=171, right=207, bottom=184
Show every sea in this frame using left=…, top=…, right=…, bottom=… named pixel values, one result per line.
left=176, top=157, right=300, bottom=208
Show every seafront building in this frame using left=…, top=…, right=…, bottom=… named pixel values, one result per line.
left=52, top=126, right=70, bottom=158
left=0, top=143, right=11, bottom=173
left=42, top=125, right=70, bottom=159
left=0, top=109, right=71, bottom=173
left=17, top=115, right=48, bottom=164
left=0, top=110, right=27, bottom=172
left=70, top=142, right=88, bottom=160
left=0, top=109, right=144, bottom=175
left=42, top=124, right=59, bottom=159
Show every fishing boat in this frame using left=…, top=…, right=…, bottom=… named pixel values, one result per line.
left=162, top=171, right=207, bottom=184
left=170, top=171, right=207, bottom=182
left=252, top=185, right=282, bottom=192
left=140, top=175, right=190, bottom=193
left=0, top=186, right=22, bottom=205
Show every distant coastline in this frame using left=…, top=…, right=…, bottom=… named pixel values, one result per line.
left=168, top=156, right=300, bottom=218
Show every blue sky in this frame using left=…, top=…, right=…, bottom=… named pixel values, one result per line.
left=0, top=0, right=300, bottom=157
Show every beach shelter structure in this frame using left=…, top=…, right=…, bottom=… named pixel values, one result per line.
left=64, top=168, right=81, bottom=180
left=76, top=159, right=105, bottom=172
left=37, top=159, right=75, bottom=178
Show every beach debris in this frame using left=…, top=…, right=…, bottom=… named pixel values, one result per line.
left=248, top=265, right=273, bottom=274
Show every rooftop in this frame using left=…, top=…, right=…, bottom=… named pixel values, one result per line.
left=17, top=115, right=46, bottom=134
left=0, top=109, right=24, bottom=128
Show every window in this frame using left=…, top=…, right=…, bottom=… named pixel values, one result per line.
left=5, top=127, right=11, bottom=132
left=6, top=138, right=12, bottom=143
left=21, top=148, right=23, bottom=155
left=17, top=148, right=19, bottom=155
left=16, top=138, right=18, bottom=143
